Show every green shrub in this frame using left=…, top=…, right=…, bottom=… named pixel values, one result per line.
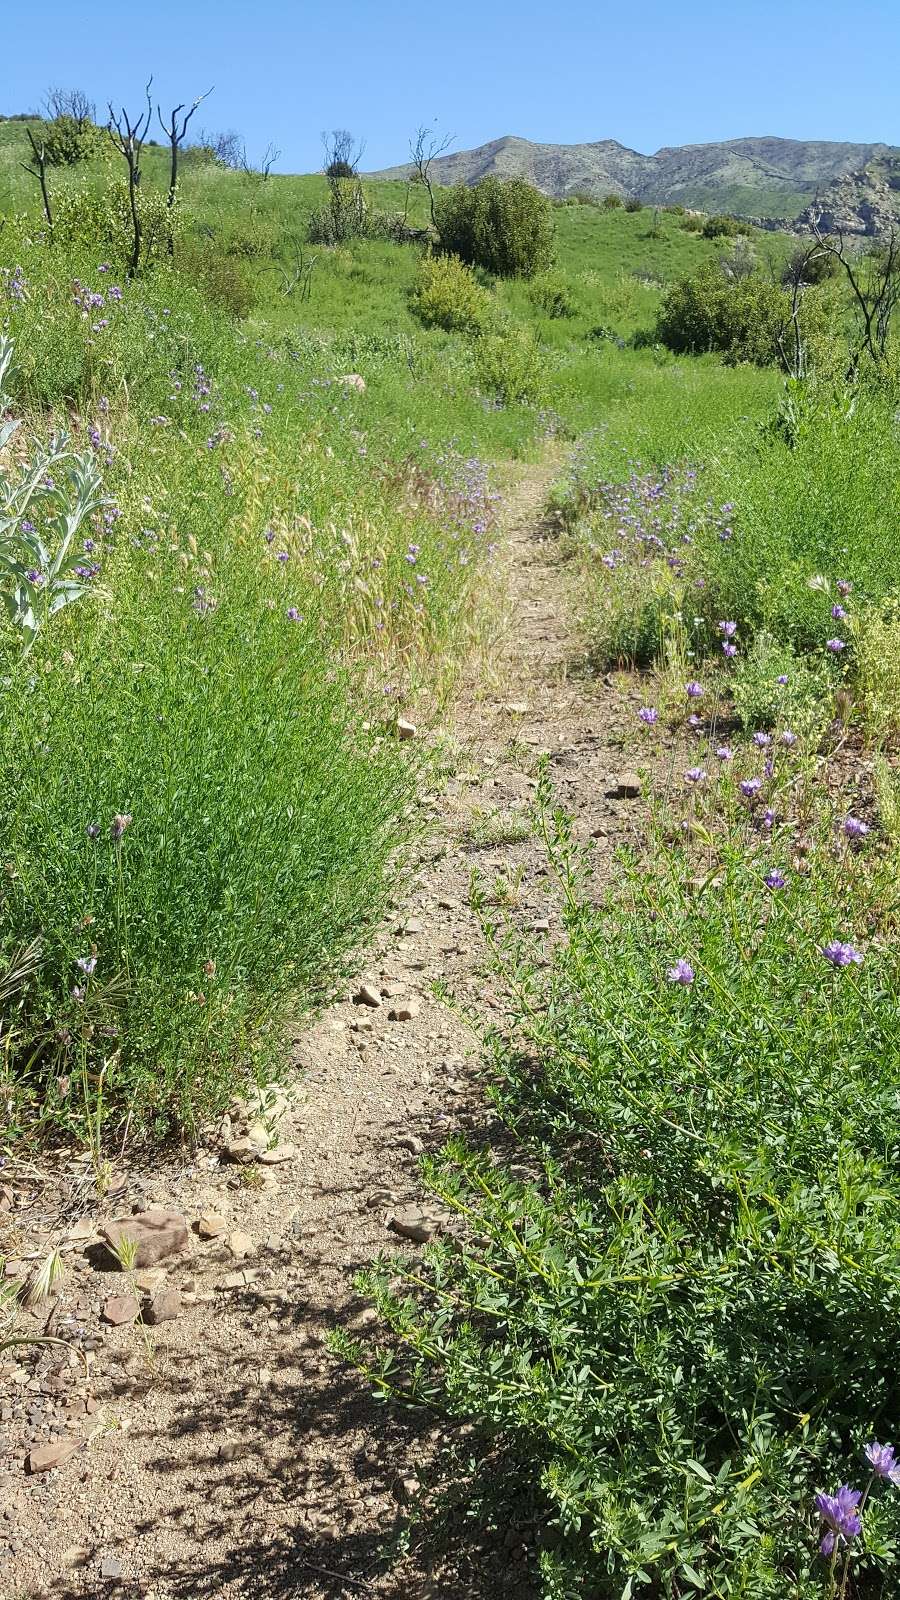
left=601, top=193, right=623, bottom=210
left=680, top=212, right=704, bottom=231
left=435, top=176, right=555, bottom=279
left=731, top=630, right=834, bottom=732
left=472, top=326, right=546, bottom=404
left=623, top=196, right=643, bottom=212
left=39, top=115, right=102, bottom=168
left=855, top=597, right=900, bottom=742
left=351, top=773, right=900, bottom=1598
left=527, top=270, right=577, bottom=319
left=781, top=243, right=842, bottom=288
left=656, top=261, right=795, bottom=365
left=702, top=212, right=741, bottom=238
left=177, top=244, right=257, bottom=317
left=410, top=252, right=492, bottom=333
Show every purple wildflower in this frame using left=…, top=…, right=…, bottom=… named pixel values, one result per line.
left=776, top=674, right=789, bottom=686
left=286, top=607, right=302, bottom=621
left=76, top=955, right=97, bottom=976
left=716, top=745, right=733, bottom=761
left=832, top=604, right=847, bottom=621
left=688, top=713, right=703, bottom=729
left=765, top=869, right=787, bottom=890
left=826, top=638, right=846, bottom=653
left=821, top=941, right=863, bottom=967
left=685, top=680, right=704, bottom=699
left=718, top=620, right=737, bottom=637
left=843, top=816, right=869, bottom=839
left=837, top=579, right=852, bottom=596
left=815, top=1486, right=862, bottom=1557
left=864, top=1443, right=900, bottom=1484
left=666, top=958, right=695, bottom=986
left=85, top=823, right=100, bottom=839
left=110, top=812, right=132, bottom=843
left=752, top=732, right=771, bottom=748
left=276, top=551, right=289, bottom=564
left=684, top=767, right=707, bottom=784
left=781, top=730, right=797, bottom=747
left=762, top=807, right=775, bottom=829
left=722, top=642, right=737, bottom=658
left=740, top=777, right=763, bottom=798
left=25, top=568, right=45, bottom=588
left=638, top=707, right=658, bottom=725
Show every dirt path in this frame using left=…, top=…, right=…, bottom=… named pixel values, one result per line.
left=1, top=451, right=649, bottom=1600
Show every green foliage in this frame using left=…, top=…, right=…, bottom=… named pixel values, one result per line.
left=352, top=772, right=900, bottom=1597
left=656, top=261, right=795, bottom=365
left=411, top=252, right=492, bottom=333
left=623, top=196, right=643, bottom=212
left=853, top=597, right=900, bottom=742
left=435, top=176, right=555, bottom=279
left=601, top=193, right=623, bottom=209
left=730, top=630, right=834, bottom=733
left=472, top=326, right=546, bottom=404
left=527, top=270, right=577, bottom=319
left=39, top=115, right=102, bottom=168
left=702, top=212, right=742, bottom=237
left=680, top=212, right=705, bottom=231
left=50, top=177, right=179, bottom=268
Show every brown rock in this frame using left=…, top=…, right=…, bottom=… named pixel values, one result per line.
left=144, top=1289, right=181, bottom=1325
left=224, top=1137, right=262, bottom=1164
left=102, top=1294, right=140, bottom=1326
left=609, top=771, right=642, bottom=799
left=353, top=983, right=382, bottom=1009
left=226, top=1231, right=255, bottom=1260
left=395, top=717, right=416, bottom=741
left=337, top=373, right=366, bottom=393
left=388, top=1000, right=421, bottom=1022
left=257, top=1144, right=296, bottom=1165
left=195, top=1213, right=228, bottom=1239
left=27, top=1437, right=81, bottom=1473
left=389, top=1209, right=438, bottom=1245
left=100, top=1208, right=189, bottom=1268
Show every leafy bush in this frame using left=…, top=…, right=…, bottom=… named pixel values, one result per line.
left=680, top=212, right=704, bottom=232
left=853, top=597, right=900, bottom=742
left=50, top=178, right=179, bottom=267
left=730, top=630, right=834, bottom=732
left=177, top=244, right=257, bottom=317
left=411, top=253, right=492, bottom=334
left=702, top=212, right=742, bottom=237
left=351, top=772, right=900, bottom=1598
left=472, top=326, right=546, bottom=404
left=782, top=243, right=842, bottom=288
left=527, top=271, right=577, bottom=319
left=435, top=176, right=555, bottom=279
left=602, top=193, right=623, bottom=210
left=623, top=196, right=643, bottom=212
left=656, top=261, right=796, bottom=365
left=39, top=114, right=102, bottom=168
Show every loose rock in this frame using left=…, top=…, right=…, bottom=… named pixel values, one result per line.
left=195, top=1213, right=228, bottom=1239
left=101, top=1294, right=141, bottom=1326
left=144, top=1289, right=181, bottom=1325
left=389, top=1209, right=439, bottom=1245
left=27, top=1437, right=81, bottom=1473
left=353, top=983, right=382, bottom=1009
left=388, top=1000, right=420, bottom=1022
left=100, top=1208, right=189, bottom=1268
left=609, top=771, right=642, bottom=799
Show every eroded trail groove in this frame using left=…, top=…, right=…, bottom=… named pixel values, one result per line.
left=2, top=455, right=649, bottom=1600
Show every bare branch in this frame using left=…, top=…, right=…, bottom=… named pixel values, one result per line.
left=409, top=125, right=454, bottom=230
left=157, top=86, right=214, bottom=250
left=21, top=127, right=53, bottom=234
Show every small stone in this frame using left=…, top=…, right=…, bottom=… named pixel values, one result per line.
left=144, top=1289, right=181, bottom=1325
left=100, top=1208, right=189, bottom=1268
left=353, top=983, right=382, bottom=1009
left=395, top=717, right=416, bottom=741
left=133, top=1269, right=166, bottom=1293
left=257, top=1144, right=296, bottom=1165
left=195, top=1213, right=228, bottom=1239
left=389, top=1210, right=438, bottom=1245
left=218, top=1440, right=244, bottom=1462
left=609, top=771, right=642, bottom=799
left=217, top=1269, right=257, bottom=1290
left=224, top=1138, right=261, bottom=1164
left=397, top=1475, right=420, bottom=1502
left=398, top=917, right=424, bottom=935
left=398, top=1135, right=425, bottom=1155
left=27, top=1437, right=81, bottom=1473
left=101, top=1294, right=140, bottom=1326
left=337, top=372, right=366, bottom=393
left=502, top=701, right=529, bottom=715
left=227, top=1231, right=255, bottom=1260
left=388, top=1000, right=420, bottom=1022
left=100, top=1554, right=123, bottom=1581
left=245, top=1120, right=270, bottom=1149
left=531, top=917, right=551, bottom=932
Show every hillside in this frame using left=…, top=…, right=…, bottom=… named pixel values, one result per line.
left=370, top=133, right=898, bottom=218
left=796, top=152, right=900, bottom=234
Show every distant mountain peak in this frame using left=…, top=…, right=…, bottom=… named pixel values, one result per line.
left=368, top=134, right=898, bottom=220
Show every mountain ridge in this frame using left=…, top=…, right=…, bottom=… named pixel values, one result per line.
left=369, top=134, right=899, bottom=220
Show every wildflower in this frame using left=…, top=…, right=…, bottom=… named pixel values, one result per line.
left=716, top=745, right=733, bottom=761
left=762, top=807, right=775, bottom=829
left=264, top=529, right=275, bottom=544
left=276, top=551, right=289, bottom=564
left=685, top=680, right=703, bottom=698
left=684, top=767, right=706, bottom=784
left=76, top=955, right=97, bottom=976
left=740, top=778, right=763, bottom=798
left=776, top=674, right=789, bottom=685
left=25, top=569, right=45, bottom=587
left=752, top=732, right=771, bottom=748
left=108, top=285, right=123, bottom=302
left=71, top=985, right=86, bottom=1003
left=821, top=941, right=863, bottom=967
left=286, top=606, right=302, bottom=621
left=832, top=604, right=847, bottom=621
left=717, top=621, right=737, bottom=638
left=837, top=579, right=852, bottom=596
left=843, top=816, right=869, bottom=839
left=815, top=1486, right=862, bottom=1557
left=666, top=958, right=695, bottom=986
left=688, top=712, right=703, bottom=729
left=826, top=638, right=846, bottom=653
left=864, top=1443, right=900, bottom=1484
left=110, top=812, right=132, bottom=842
left=638, top=707, right=658, bottom=724
left=781, top=730, right=797, bottom=746
left=722, top=642, right=737, bottom=658
left=765, top=869, right=787, bottom=890
left=20, top=520, right=35, bottom=534
left=85, top=823, right=100, bottom=839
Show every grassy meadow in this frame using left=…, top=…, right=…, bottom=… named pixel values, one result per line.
left=5, top=108, right=900, bottom=1596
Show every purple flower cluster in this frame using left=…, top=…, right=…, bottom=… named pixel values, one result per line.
left=821, top=940, right=863, bottom=967
left=815, top=1486, right=861, bottom=1556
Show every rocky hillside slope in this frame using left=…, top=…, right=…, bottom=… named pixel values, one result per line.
left=370, top=134, right=897, bottom=219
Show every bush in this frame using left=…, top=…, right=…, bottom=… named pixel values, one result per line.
left=472, top=326, right=546, bottom=404
left=177, top=245, right=257, bottom=317
left=351, top=774, right=900, bottom=1598
left=410, top=253, right=492, bottom=334
left=782, top=243, right=842, bottom=288
left=702, top=212, right=742, bottom=238
left=623, top=196, right=643, bottom=212
left=39, top=114, right=102, bottom=168
left=656, top=261, right=795, bottom=365
left=601, top=193, right=623, bottom=210
left=434, top=176, right=555, bottom=279
left=527, top=270, right=577, bottom=319
left=680, top=212, right=704, bottom=231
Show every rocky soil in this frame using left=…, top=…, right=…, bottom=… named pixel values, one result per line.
left=0, top=451, right=657, bottom=1600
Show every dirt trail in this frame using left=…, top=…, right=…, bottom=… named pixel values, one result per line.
left=1, top=451, right=648, bottom=1600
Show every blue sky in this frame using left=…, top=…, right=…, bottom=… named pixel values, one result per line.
left=7, top=0, right=900, bottom=172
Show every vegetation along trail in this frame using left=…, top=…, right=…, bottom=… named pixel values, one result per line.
left=0, top=450, right=655, bottom=1599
